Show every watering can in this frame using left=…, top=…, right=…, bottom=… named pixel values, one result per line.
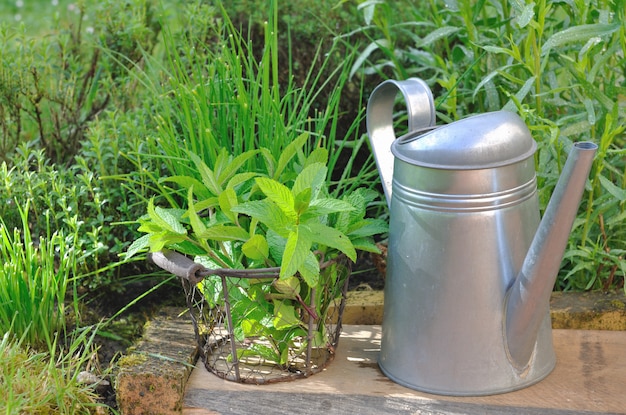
left=367, top=78, right=597, bottom=396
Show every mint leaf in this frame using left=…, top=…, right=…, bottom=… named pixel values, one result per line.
left=306, top=221, right=356, bottom=261
left=292, top=162, right=327, bottom=200
left=273, top=300, right=301, bottom=329
left=199, top=225, right=249, bottom=241
left=232, top=200, right=293, bottom=237
left=218, top=187, right=239, bottom=223
left=189, top=152, right=222, bottom=196
left=256, top=177, right=297, bottom=221
left=148, top=199, right=186, bottom=235
left=347, top=218, right=389, bottom=238
left=218, top=149, right=260, bottom=185
left=280, top=225, right=312, bottom=279
left=125, top=233, right=150, bottom=259
left=301, top=198, right=355, bottom=221
left=187, top=187, right=207, bottom=237
left=274, top=132, right=309, bottom=180
left=298, top=251, right=320, bottom=287
left=242, top=234, right=269, bottom=260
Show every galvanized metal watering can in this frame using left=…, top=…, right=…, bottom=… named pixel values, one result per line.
left=367, top=78, right=598, bottom=396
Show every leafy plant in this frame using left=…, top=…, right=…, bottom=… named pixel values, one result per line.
left=343, top=0, right=626, bottom=291
left=128, top=138, right=386, bottom=364
left=0, top=0, right=162, bottom=166
left=123, top=0, right=378, bottom=212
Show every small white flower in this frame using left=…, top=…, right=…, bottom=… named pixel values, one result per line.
left=86, top=26, right=94, bottom=34
left=52, top=0, right=59, bottom=5
left=14, top=13, right=22, bottom=21
left=16, top=0, right=24, bottom=8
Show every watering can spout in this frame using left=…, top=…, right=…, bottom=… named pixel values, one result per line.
left=505, top=141, right=597, bottom=369
left=366, top=78, right=436, bottom=207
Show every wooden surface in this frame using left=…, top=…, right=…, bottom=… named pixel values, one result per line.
left=184, top=326, right=626, bottom=414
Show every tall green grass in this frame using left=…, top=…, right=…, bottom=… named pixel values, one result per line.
left=119, top=0, right=378, bottom=213
left=0, top=202, right=78, bottom=348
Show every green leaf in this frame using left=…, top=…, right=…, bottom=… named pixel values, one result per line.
left=212, top=148, right=230, bottom=184
left=599, top=175, right=626, bottom=202
left=294, top=188, right=311, bottom=215
left=266, top=229, right=287, bottom=264
left=147, top=199, right=187, bottom=235
left=415, top=26, right=462, bottom=48
left=503, top=76, right=536, bottom=112
left=232, top=200, right=293, bottom=237
left=241, top=318, right=266, bottom=337
left=298, top=251, right=320, bottom=287
left=242, top=234, right=269, bottom=261
left=351, top=238, right=381, bottom=254
left=280, top=225, right=312, bottom=279
left=219, top=187, right=239, bottom=223
left=541, top=23, right=620, bottom=56
left=347, top=218, right=389, bottom=238
left=272, top=300, right=301, bottom=330
left=218, top=150, right=260, bottom=185
left=199, top=225, right=250, bottom=242
left=125, top=234, right=150, bottom=259
left=350, top=38, right=390, bottom=79
left=227, top=172, right=260, bottom=190
left=187, top=187, right=207, bottom=237
left=194, top=197, right=219, bottom=212
left=255, top=177, right=297, bottom=221
left=274, top=132, right=309, bottom=180
left=137, top=220, right=164, bottom=234
left=273, top=276, right=300, bottom=298
left=292, top=162, right=327, bottom=199
left=161, top=176, right=211, bottom=199
left=304, top=147, right=328, bottom=167
left=189, top=152, right=222, bottom=196
left=148, top=231, right=187, bottom=252
left=306, top=222, right=356, bottom=262
left=301, top=198, right=355, bottom=221
left=510, top=0, right=535, bottom=28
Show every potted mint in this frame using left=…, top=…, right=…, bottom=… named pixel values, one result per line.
left=127, top=134, right=386, bottom=383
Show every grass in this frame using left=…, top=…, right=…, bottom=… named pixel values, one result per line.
left=120, top=0, right=378, bottom=213
left=0, top=202, right=78, bottom=349
left=0, top=330, right=104, bottom=414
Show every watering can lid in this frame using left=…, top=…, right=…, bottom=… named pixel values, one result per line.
left=391, top=111, right=537, bottom=169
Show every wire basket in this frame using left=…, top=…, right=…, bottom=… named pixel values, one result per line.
left=150, top=250, right=351, bottom=384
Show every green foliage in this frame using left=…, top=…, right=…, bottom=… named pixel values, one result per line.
left=0, top=330, right=104, bottom=414
left=0, top=202, right=77, bottom=349
left=128, top=141, right=387, bottom=364
left=0, top=0, right=161, bottom=165
left=126, top=0, right=378, bottom=207
left=345, top=0, right=626, bottom=291
left=0, top=126, right=150, bottom=293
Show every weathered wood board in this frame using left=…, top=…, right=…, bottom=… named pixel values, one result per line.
left=184, top=327, right=626, bottom=414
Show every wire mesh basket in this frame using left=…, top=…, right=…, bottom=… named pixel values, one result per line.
left=150, top=250, right=351, bottom=384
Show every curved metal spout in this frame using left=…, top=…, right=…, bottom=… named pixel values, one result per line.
left=506, top=142, right=597, bottom=368
left=366, top=78, right=435, bottom=207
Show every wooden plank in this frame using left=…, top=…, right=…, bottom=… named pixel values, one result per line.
left=184, top=327, right=626, bottom=414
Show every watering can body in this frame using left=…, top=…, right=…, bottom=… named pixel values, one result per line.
left=367, top=79, right=597, bottom=396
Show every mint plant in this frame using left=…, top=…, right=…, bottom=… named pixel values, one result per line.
left=127, top=134, right=386, bottom=366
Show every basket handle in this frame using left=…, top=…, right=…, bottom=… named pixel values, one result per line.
left=149, top=250, right=205, bottom=285
left=149, top=250, right=282, bottom=284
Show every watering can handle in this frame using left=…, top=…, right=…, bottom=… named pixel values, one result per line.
left=366, top=78, right=435, bottom=207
